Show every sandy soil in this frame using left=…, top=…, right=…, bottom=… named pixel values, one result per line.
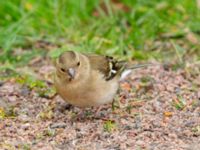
left=0, top=58, right=199, bottom=150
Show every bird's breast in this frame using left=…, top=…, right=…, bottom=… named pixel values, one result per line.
left=54, top=71, right=119, bottom=107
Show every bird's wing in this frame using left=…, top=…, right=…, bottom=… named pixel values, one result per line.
left=83, top=53, right=126, bottom=81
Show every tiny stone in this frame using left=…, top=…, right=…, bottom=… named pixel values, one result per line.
left=50, top=122, right=67, bottom=129
left=21, top=123, right=30, bottom=130
left=18, top=114, right=30, bottom=122
left=0, top=81, right=4, bottom=86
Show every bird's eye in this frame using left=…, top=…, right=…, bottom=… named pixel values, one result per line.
left=60, top=68, right=65, bottom=72
left=77, top=61, right=80, bottom=66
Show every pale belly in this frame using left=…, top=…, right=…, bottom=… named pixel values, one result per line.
left=55, top=73, right=119, bottom=107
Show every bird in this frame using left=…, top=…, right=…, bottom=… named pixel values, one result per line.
left=54, top=51, right=150, bottom=108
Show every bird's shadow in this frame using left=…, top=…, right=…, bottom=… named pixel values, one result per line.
left=57, top=103, right=114, bottom=122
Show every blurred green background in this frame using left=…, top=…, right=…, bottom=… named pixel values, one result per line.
left=0, top=0, right=199, bottom=65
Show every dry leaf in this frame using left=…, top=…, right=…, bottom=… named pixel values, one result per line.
left=163, top=111, right=173, bottom=117
left=120, top=82, right=131, bottom=91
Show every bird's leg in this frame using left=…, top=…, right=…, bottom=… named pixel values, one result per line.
left=112, top=88, right=121, bottom=111
left=57, top=103, right=73, bottom=113
left=94, top=106, right=105, bottom=116
left=93, top=104, right=113, bottom=119
left=64, top=103, right=73, bottom=110
left=112, top=97, right=121, bottom=111
left=57, top=103, right=86, bottom=121
left=112, top=98, right=116, bottom=111
left=70, top=108, right=87, bottom=121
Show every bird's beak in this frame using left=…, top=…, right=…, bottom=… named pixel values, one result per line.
left=67, top=68, right=75, bottom=79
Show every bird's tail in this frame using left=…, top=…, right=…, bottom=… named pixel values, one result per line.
left=120, top=63, right=153, bottom=80
left=125, top=63, right=153, bottom=70
left=107, top=58, right=153, bottom=80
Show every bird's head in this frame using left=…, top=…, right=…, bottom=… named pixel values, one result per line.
left=55, top=51, right=89, bottom=83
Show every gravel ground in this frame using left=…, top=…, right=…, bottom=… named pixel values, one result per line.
left=0, top=60, right=199, bottom=150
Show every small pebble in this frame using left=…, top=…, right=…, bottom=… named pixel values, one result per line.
left=50, top=122, right=67, bottom=129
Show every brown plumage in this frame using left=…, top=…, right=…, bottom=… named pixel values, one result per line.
left=54, top=51, right=150, bottom=107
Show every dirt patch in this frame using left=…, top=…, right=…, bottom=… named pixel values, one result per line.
left=0, top=61, right=199, bottom=150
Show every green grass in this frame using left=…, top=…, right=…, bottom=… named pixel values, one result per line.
left=103, top=120, right=117, bottom=132
left=0, top=0, right=199, bottom=64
